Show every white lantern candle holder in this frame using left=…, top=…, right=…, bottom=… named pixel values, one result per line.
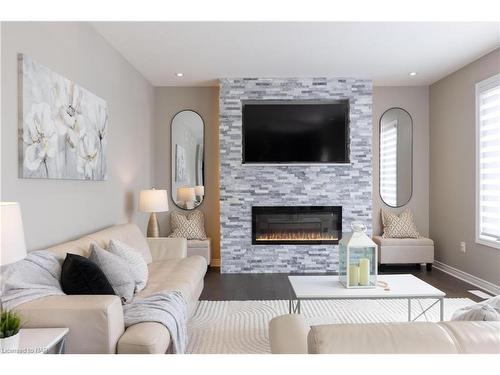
left=339, top=222, right=378, bottom=289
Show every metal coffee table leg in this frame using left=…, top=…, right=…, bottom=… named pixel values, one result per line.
left=56, top=337, right=66, bottom=354
left=289, top=299, right=301, bottom=314
left=440, top=297, right=444, bottom=321
left=408, top=299, right=412, bottom=321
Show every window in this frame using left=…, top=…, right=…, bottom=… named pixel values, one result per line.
left=476, top=73, right=500, bottom=249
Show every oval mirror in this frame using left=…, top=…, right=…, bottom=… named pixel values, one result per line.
left=379, top=108, right=413, bottom=207
left=171, top=110, right=205, bottom=210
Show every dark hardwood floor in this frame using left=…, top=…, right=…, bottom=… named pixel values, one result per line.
left=200, top=265, right=488, bottom=302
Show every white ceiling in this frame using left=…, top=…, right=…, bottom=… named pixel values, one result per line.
left=92, top=22, right=500, bottom=87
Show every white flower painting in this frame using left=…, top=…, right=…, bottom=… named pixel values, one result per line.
left=19, top=54, right=108, bottom=180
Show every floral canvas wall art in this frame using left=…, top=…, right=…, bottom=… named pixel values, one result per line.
left=18, top=54, right=108, bottom=180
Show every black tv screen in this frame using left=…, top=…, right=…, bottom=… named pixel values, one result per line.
left=242, top=101, right=350, bottom=164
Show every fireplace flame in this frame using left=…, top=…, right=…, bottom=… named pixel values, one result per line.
left=256, top=232, right=338, bottom=242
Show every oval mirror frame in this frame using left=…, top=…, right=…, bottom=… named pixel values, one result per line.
left=170, top=110, right=205, bottom=210
left=379, top=107, right=413, bottom=208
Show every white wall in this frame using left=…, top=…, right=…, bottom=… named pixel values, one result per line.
left=1, top=22, right=155, bottom=250
left=372, top=86, right=430, bottom=236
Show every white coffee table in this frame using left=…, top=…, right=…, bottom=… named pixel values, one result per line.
left=16, top=328, right=69, bottom=354
left=288, top=274, right=446, bottom=321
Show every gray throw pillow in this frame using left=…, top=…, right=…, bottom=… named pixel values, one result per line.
left=89, top=243, right=135, bottom=304
left=108, top=239, right=148, bottom=292
left=451, top=296, right=500, bottom=321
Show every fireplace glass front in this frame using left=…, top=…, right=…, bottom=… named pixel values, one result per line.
left=252, top=206, right=342, bottom=245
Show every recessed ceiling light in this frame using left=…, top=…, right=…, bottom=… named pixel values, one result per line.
left=409, top=72, right=417, bottom=76
left=175, top=72, right=184, bottom=77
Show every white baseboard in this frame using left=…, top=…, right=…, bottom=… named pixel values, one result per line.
left=434, top=261, right=500, bottom=296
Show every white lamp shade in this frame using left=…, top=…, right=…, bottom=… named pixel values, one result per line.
left=194, top=185, right=205, bottom=196
left=177, top=186, right=196, bottom=202
left=1, top=202, right=27, bottom=266
left=139, top=189, right=169, bottom=213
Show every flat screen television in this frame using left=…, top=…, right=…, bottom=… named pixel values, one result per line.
left=242, top=101, right=350, bottom=164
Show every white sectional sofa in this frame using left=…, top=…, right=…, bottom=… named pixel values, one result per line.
left=13, top=223, right=207, bottom=354
left=269, top=314, right=500, bottom=354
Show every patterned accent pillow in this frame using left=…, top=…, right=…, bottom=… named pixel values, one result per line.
left=381, top=209, right=420, bottom=238
left=108, top=239, right=148, bottom=292
left=169, top=210, right=207, bottom=240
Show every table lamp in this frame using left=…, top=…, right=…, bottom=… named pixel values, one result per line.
left=1, top=202, right=27, bottom=267
left=194, top=185, right=205, bottom=202
left=177, top=186, right=196, bottom=209
left=139, top=189, right=169, bottom=237
left=1, top=202, right=27, bottom=310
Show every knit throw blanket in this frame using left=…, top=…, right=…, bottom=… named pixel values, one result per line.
left=1, top=250, right=187, bottom=354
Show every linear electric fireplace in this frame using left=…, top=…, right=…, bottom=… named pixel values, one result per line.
left=252, top=206, right=342, bottom=245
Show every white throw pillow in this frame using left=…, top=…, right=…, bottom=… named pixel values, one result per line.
left=451, top=296, right=500, bottom=321
left=169, top=210, right=207, bottom=240
left=89, top=243, right=135, bottom=304
left=108, top=239, right=149, bottom=292
left=381, top=209, right=420, bottom=238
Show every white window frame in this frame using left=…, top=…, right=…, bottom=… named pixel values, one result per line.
left=476, top=73, right=500, bottom=250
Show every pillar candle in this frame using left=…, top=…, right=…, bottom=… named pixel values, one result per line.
left=359, top=258, right=370, bottom=286
left=349, top=265, right=359, bottom=286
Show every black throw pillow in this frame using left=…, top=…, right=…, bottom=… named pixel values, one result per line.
left=61, top=253, right=116, bottom=295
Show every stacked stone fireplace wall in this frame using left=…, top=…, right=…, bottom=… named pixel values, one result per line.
left=219, top=78, right=373, bottom=273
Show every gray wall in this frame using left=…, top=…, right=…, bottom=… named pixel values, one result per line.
left=153, top=87, right=220, bottom=262
left=372, top=86, right=430, bottom=236
left=1, top=22, right=155, bottom=250
left=430, top=48, right=500, bottom=286
left=219, top=78, right=373, bottom=273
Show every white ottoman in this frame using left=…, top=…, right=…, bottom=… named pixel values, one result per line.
left=373, top=236, right=434, bottom=270
left=187, top=238, right=211, bottom=265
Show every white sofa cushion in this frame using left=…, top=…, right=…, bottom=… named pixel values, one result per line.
left=85, top=224, right=153, bottom=264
